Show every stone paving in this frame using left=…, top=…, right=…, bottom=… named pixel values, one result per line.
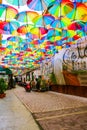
left=37, top=110, right=87, bottom=130
left=14, top=86, right=87, bottom=113
left=0, top=90, right=40, bottom=130
left=13, top=86, right=87, bottom=130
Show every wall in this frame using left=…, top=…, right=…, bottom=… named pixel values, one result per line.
left=54, top=36, right=87, bottom=86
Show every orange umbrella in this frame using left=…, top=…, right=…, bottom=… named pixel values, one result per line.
left=67, top=2, right=87, bottom=21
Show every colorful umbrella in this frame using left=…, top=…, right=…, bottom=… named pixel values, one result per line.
left=27, top=0, right=55, bottom=11
left=76, top=29, right=86, bottom=37
left=0, top=40, right=7, bottom=48
left=47, top=28, right=62, bottom=39
left=0, top=4, right=18, bottom=21
left=33, top=14, right=55, bottom=27
left=17, top=24, right=34, bottom=34
left=0, top=21, right=7, bottom=34
left=51, top=16, right=71, bottom=28
left=17, top=24, right=39, bottom=40
left=17, top=24, right=48, bottom=39
left=72, top=0, right=87, bottom=2
left=26, top=32, right=38, bottom=41
left=84, top=22, right=87, bottom=32
left=0, top=21, right=20, bottom=34
left=67, top=2, right=87, bottom=21
left=68, top=21, right=86, bottom=30
left=5, top=0, right=28, bottom=7
left=15, top=11, right=39, bottom=24
left=64, top=30, right=77, bottom=38
left=30, top=27, right=48, bottom=38
left=46, top=0, right=73, bottom=18
left=7, top=36, right=23, bottom=42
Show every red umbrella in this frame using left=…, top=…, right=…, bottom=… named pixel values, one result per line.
left=0, top=21, right=20, bottom=34
left=17, top=24, right=34, bottom=34
left=68, top=21, right=85, bottom=30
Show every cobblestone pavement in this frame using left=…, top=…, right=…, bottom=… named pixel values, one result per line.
left=14, top=86, right=87, bottom=113
left=0, top=90, right=40, bottom=130
left=14, top=86, right=87, bottom=130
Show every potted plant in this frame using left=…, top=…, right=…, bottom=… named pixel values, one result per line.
left=0, top=78, right=7, bottom=98
left=49, top=72, right=57, bottom=85
left=49, top=72, right=57, bottom=91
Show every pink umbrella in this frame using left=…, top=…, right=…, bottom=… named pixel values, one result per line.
left=68, top=21, right=85, bottom=30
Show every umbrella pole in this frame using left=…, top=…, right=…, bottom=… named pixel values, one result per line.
left=0, top=35, right=2, bottom=47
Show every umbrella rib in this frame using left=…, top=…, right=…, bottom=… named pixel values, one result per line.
left=26, top=12, right=28, bottom=24
left=60, top=2, right=62, bottom=28
left=5, top=7, right=7, bottom=21
left=73, top=1, right=77, bottom=21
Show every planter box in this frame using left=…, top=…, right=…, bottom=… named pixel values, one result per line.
left=51, top=85, right=87, bottom=98
left=0, top=93, right=6, bottom=98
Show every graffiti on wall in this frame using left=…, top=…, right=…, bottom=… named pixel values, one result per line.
left=62, top=36, right=87, bottom=86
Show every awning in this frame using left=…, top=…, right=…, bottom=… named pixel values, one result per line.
left=0, top=67, right=12, bottom=75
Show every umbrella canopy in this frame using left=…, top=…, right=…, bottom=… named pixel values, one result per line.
left=46, top=28, right=62, bottom=41
left=75, top=0, right=87, bottom=3
left=30, top=27, right=48, bottom=38
left=0, top=21, right=20, bottom=34
left=7, top=36, right=23, bottom=42
left=17, top=24, right=34, bottom=34
left=51, top=16, right=71, bottom=28
left=5, top=0, right=28, bottom=7
left=27, top=0, right=55, bottom=11
left=71, top=0, right=87, bottom=2
left=67, top=2, right=87, bottom=21
left=46, top=0, right=73, bottom=18
left=33, top=14, right=55, bottom=27
left=17, top=24, right=48, bottom=39
left=0, top=21, right=7, bottom=34
left=68, top=20, right=86, bottom=30
left=0, top=4, right=18, bottom=21
left=84, top=22, right=87, bottom=32
left=15, top=11, right=39, bottom=24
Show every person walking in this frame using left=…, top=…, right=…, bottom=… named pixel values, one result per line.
left=36, top=76, right=41, bottom=91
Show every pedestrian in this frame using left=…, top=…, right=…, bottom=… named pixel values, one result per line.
left=46, top=80, right=50, bottom=91
left=36, top=76, right=41, bottom=90
left=31, top=79, right=36, bottom=90
left=40, top=76, right=46, bottom=92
